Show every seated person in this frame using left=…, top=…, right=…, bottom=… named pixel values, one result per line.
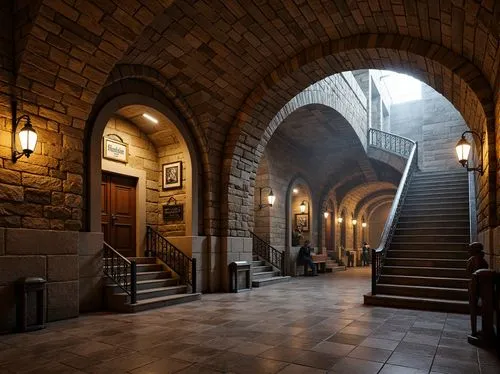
left=297, top=240, right=317, bottom=276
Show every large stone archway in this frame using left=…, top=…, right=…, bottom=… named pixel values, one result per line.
left=222, top=35, right=497, bottom=237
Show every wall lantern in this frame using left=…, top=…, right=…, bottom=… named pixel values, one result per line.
left=361, top=221, right=367, bottom=228
left=299, top=200, right=308, bottom=214
left=337, top=216, right=343, bottom=224
left=259, top=186, right=275, bottom=209
left=351, top=214, right=357, bottom=226
left=12, top=101, right=37, bottom=162
left=455, top=130, right=484, bottom=175
left=323, top=211, right=329, bottom=219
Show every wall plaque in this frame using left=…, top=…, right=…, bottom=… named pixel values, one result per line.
left=163, top=204, right=183, bottom=222
left=103, top=135, right=128, bottom=163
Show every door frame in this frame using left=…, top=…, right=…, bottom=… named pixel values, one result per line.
left=102, top=160, right=146, bottom=257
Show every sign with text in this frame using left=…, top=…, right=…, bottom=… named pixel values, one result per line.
left=163, top=204, right=184, bottom=222
left=103, top=137, right=128, bottom=163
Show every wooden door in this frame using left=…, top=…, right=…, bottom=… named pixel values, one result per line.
left=101, top=173, right=137, bottom=258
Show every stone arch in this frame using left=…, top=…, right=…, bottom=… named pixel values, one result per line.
left=354, top=190, right=397, bottom=217
left=222, top=34, right=497, bottom=236
left=85, top=81, right=205, bottom=239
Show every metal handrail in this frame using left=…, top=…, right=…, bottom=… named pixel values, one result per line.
left=468, top=172, right=478, bottom=243
left=146, top=226, right=197, bottom=293
left=368, top=128, right=418, bottom=295
left=250, top=231, right=285, bottom=275
left=103, top=241, right=137, bottom=304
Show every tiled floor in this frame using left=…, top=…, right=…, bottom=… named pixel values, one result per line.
left=1, top=268, right=499, bottom=373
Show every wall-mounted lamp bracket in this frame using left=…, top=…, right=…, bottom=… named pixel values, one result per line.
left=11, top=99, right=37, bottom=163
left=258, top=186, right=275, bottom=209
left=456, top=130, right=484, bottom=175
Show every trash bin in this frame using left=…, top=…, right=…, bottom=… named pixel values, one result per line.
left=16, top=277, right=46, bottom=332
left=229, top=261, right=251, bottom=293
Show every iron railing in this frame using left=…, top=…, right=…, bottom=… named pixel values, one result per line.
left=468, top=171, right=478, bottom=243
left=103, top=242, right=137, bottom=304
left=369, top=128, right=415, bottom=158
left=250, top=231, right=285, bottom=275
left=368, top=128, right=418, bottom=295
left=146, top=226, right=197, bottom=293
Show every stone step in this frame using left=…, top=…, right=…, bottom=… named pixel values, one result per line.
left=112, top=285, right=188, bottom=303
left=383, top=266, right=467, bottom=278
left=106, top=278, right=178, bottom=292
left=252, top=265, right=273, bottom=272
left=410, top=180, right=468, bottom=189
left=400, top=207, right=469, bottom=216
left=414, top=170, right=467, bottom=177
left=127, top=257, right=157, bottom=264
left=398, top=213, right=469, bottom=222
left=326, top=265, right=346, bottom=273
left=136, top=271, right=172, bottom=281
left=391, top=234, right=469, bottom=243
left=403, top=202, right=469, bottom=211
left=405, top=195, right=468, bottom=204
left=396, top=220, right=469, bottom=229
left=122, top=293, right=201, bottom=313
left=389, top=242, right=468, bottom=251
left=364, top=293, right=468, bottom=314
left=407, top=185, right=468, bottom=195
left=394, top=227, right=468, bottom=236
left=387, top=250, right=468, bottom=259
left=375, top=284, right=468, bottom=301
left=252, top=260, right=266, bottom=266
left=252, top=271, right=280, bottom=280
left=384, top=258, right=466, bottom=268
left=378, top=274, right=469, bottom=289
left=252, top=276, right=291, bottom=288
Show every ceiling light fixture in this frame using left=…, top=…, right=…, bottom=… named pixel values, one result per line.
left=142, top=113, right=159, bottom=124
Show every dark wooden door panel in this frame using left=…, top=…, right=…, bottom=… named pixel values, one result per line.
left=101, top=172, right=137, bottom=258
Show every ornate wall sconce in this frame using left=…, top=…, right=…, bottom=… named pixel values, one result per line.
left=299, top=200, right=308, bottom=214
left=455, top=130, right=484, bottom=175
left=361, top=221, right=367, bottom=228
left=11, top=100, right=37, bottom=162
left=323, top=211, right=329, bottom=219
left=351, top=214, right=357, bottom=226
left=258, top=186, right=275, bottom=209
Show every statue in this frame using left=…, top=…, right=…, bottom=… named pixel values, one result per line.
left=466, top=242, right=498, bottom=349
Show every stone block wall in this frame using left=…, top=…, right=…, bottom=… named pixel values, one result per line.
left=157, top=140, right=189, bottom=237
left=390, top=84, right=468, bottom=171
left=0, top=228, right=82, bottom=333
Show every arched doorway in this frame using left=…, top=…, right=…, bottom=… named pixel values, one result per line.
left=88, top=94, right=203, bottom=257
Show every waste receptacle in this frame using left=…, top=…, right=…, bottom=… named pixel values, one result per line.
left=229, top=261, right=251, bottom=293
left=16, top=277, right=46, bottom=332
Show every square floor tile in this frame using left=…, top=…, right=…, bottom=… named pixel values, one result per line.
left=387, top=352, right=434, bottom=371
left=360, top=337, right=399, bottom=351
left=276, top=363, right=327, bottom=374
left=311, top=341, right=356, bottom=357
left=348, top=346, right=392, bottom=363
left=292, top=350, right=340, bottom=370
left=328, top=357, right=383, bottom=373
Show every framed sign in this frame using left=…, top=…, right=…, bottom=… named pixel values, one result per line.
left=295, top=213, right=309, bottom=232
left=103, top=136, right=128, bottom=163
left=162, top=161, right=182, bottom=190
left=163, top=204, right=184, bottom=222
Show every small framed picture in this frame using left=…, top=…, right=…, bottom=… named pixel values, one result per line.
left=162, top=161, right=182, bottom=190
left=295, top=213, right=309, bottom=232
left=103, top=137, right=128, bottom=163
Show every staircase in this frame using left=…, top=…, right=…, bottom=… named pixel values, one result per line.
left=105, top=257, right=200, bottom=313
left=252, top=256, right=290, bottom=287
left=326, top=251, right=346, bottom=273
left=365, top=169, right=470, bottom=313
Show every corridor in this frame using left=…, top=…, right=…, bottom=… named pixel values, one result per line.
left=1, top=269, right=497, bottom=374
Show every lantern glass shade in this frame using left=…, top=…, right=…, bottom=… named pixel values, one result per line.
left=455, top=136, right=471, bottom=166
left=267, top=190, right=275, bottom=206
left=362, top=222, right=367, bottom=228
left=300, top=201, right=306, bottom=213
left=337, top=217, right=343, bottom=224
left=352, top=219, right=357, bottom=226
left=19, top=122, right=37, bottom=155
left=323, top=211, right=329, bottom=219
